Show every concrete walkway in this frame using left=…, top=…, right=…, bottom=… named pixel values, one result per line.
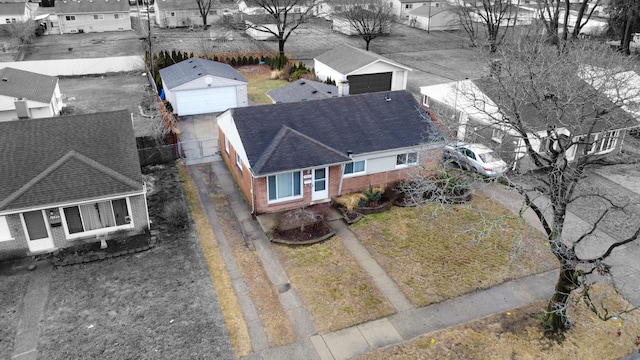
left=11, top=260, right=52, bottom=360
left=192, top=158, right=561, bottom=360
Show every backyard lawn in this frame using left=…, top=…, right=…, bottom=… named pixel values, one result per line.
left=237, top=65, right=288, bottom=105
left=351, top=191, right=558, bottom=307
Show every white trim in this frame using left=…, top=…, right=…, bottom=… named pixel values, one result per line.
left=0, top=190, right=146, bottom=216
left=266, top=171, right=303, bottom=204
left=0, top=216, right=13, bottom=241
left=395, top=151, right=419, bottom=168
left=342, top=160, right=366, bottom=177
left=20, top=210, right=54, bottom=251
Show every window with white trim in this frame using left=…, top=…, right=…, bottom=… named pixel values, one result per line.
left=224, top=136, right=229, bottom=154
left=0, top=216, right=13, bottom=241
left=235, top=153, right=242, bottom=173
left=93, top=14, right=104, bottom=20
left=404, top=3, right=412, bottom=9
left=396, top=152, right=418, bottom=166
left=267, top=172, right=302, bottom=202
left=593, top=130, right=620, bottom=154
left=114, top=13, right=124, bottom=19
left=167, top=11, right=176, bottom=17
left=343, top=160, right=365, bottom=175
left=62, top=199, right=132, bottom=237
left=491, top=128, right=504, bottom=143
left=65, top=15, right=76, bottom=21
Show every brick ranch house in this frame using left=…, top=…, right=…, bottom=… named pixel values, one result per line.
left=0, top=110, right=150, bottom=260
left=217, top=90, right=445, bottom=214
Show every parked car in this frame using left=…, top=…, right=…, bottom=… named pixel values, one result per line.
left=443, top=142, right=508, bottom=177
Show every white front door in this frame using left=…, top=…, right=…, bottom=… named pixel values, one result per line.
left=312, top=167, right=329, bottom=201
left=22, top=210, right=54, bottom=252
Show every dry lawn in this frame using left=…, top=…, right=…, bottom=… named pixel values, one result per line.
left=237, top=65, right=288, bottom=105
left=356, top=283, right=640, bottom=360
left=196, top=164, right=297, bottom=347
left=352, top=192, right=558, bottom=307
left=178, top=164, right=253, bottom=357
left=272, top=237, right=396, bottom=334
left=0, top=271, right=30, bottom=358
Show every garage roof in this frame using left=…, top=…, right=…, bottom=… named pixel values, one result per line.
left=314, top=44, right=412, bottom=75
left=160, top=58, right=247, bottom=89
left=0, top=67, right=58, bottom=104
left=227, top=90, right=443, bottom=175
left=267, top=79, right=338, bottom=103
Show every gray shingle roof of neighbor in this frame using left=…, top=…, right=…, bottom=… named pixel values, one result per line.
left=472, top=77, right=635, bottom=133
left=228, top=90, right=444, bottom=176
left=159, top=57, right=247, bottom=89
left=55, top=0, right=130, bottom=13
left=0, top=2, right=28, bottom=14
left=0, top=110, right=143, bottom=212
left=0, top=67, right=58, bottom=104
left=267, top=79, right=339, bottom=103
left=314, top=44, right=412, bottom=75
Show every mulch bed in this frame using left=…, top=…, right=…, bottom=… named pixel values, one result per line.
left=270, top=222, right=334, bottom=245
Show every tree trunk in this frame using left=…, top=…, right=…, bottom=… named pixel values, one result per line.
left=541, top=266, right=579, bottom=331
left=621, top=17, right=633, bottom=55
left=365, top=38, right=371, bottom=51
left=278, top=37, right=285, bottom=57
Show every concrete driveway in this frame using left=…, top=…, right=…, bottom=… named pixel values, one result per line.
left=177, top=113, right=220, bottom=163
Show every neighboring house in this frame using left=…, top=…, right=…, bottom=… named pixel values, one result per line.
left=35, top=13, right=61, bottom=35
left=160, top=57, right=248, bottom=115
left=267, top=79, right=339, bottom=103
left=154, top=0, right=222, bottom=28
left=243, top=14, right=277, bottom=40
left=217, top=90, right=444, bottom=214
left=472, top=5, right=536, bottom=26
left=238, top=0, right=308, bottom=15
left=314, top=44, right=411, bottom=95
left=55, top=0, right=131, bottom=34
left=408, top=3, right=459, bottom=32
left=0, top=67, right=63, bottom=122
left=0, top=1, right=38, bottom=24
left=392, top=0, right=431, bottom=19
left=420, top=78, right=636, bottom=171
left=0, top=110, right=150, bottom=260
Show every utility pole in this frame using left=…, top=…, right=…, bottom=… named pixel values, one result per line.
left=146, top=0, right=154, bottom=79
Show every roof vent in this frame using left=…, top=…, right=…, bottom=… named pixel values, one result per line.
left=385, top=93, right=392, bottom=102
left=300, top=81, right=305, bottom=85
left=1, top=78, right=7, bottom=82
left=193, top=65, right=197, bottom=68
left=188, top=60, right=193, bottom=63
left=197, top=73, right=202, bottom=76
left=311, top=90, right=317, bottom=94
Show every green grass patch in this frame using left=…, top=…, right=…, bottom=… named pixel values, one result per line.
left=352, top=192, right=557, bottom=307
left=237, top=65, right=288, bottom=104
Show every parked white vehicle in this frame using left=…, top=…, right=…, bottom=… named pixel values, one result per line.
left=443, top=142, right=508, bottom=177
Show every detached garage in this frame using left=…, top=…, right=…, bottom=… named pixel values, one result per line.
left=160, top=58, right=248, bottom=116
left=314, top=44, right=411, bottom=95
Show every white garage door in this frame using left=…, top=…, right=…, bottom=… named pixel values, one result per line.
left=175, top=86, right=237, bottom=115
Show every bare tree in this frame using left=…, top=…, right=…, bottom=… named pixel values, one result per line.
left=195, top=0, right=215, bottom=28
left=537, top=0, right=601, bottom=45
left=245, top=0, right=319, bottom=57
left=606, top=0, right=640, bottom=55
left=455, top=33, right=640, bottom=333
left=333, top=0, right=395, bottom=51
left=451, top=0, right=518, bottom=52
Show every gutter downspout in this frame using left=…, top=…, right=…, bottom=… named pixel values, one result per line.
left=337, top=164, right=345, bottom=196
left=143, top=182, right=151, bottom=230
left=250, top=171, right=256, bottom=214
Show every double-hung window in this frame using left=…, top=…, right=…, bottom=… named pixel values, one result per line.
left=343, top=160, right=365, bottom=175
left=236, top=153, right=243, bottom=173
left=267, top=172, right=301, bottom=202
left=396, top=152, right=418, bottom=166
left=62, top=199, right=132, bottom=238
left=491, top=128, right=504, bottom=143
left=224, top=136, right=230, bottom=154
left=65, top=15, right=76, bottom=21
left=93, top=14, right=104, bottom=20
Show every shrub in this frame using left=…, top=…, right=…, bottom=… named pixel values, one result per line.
left=162, top=200, right=191, bottom=229
left=362, top=184, right=385, bottom=204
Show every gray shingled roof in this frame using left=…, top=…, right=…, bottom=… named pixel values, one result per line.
left=0, top=2, right=28, bottom=15
left=0, top=110, right=143, bottom=213
left=267, top=79, right=339, bottom=103
left=159, top=58, right=247, bottom=89
left=472, top=77, right=634, bottom=133
left=0, top=67, right=58, bottom=104
left=314, top=44, right=411, bottom=75
left=55, top=0, right=130, bottom=13
left=229, top=90, right=443, bottom=176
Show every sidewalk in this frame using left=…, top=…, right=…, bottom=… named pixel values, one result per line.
left=195, top=158, right=560, bottom=360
